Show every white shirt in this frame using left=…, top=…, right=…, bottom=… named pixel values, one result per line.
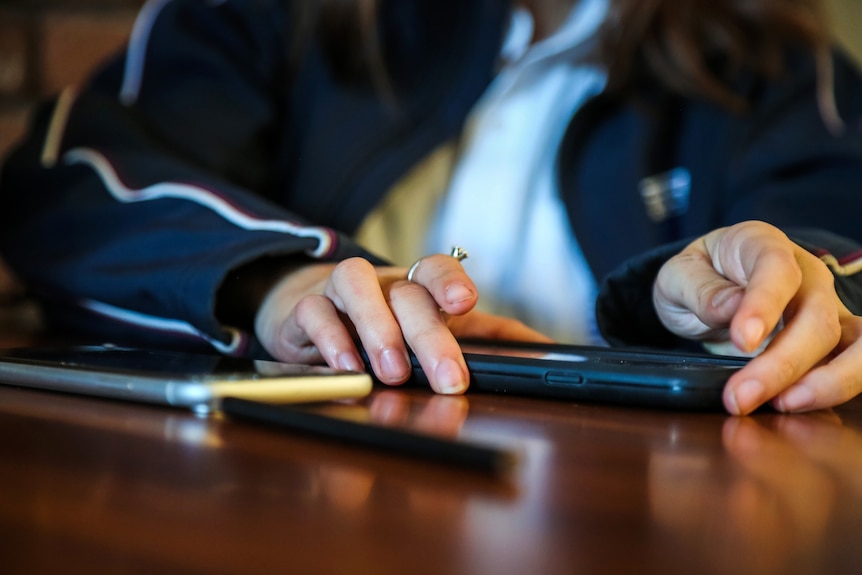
left=426, top=0, right=609, bottom=344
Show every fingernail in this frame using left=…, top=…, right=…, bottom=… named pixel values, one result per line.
left=434, top=357, right=468, bottom=394
left=741, top=318, right=765, bottom=349
left=445, top=283, right=474, bottom=305
left=732, top=379, right=764, bottom=415
left=337, top=352, right=364, bottom=373
left=380, top=347, right=409, bottom=383
left=777, top=385, right=816, bottom=412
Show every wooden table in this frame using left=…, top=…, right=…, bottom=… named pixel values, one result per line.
left=1, top=357, right=861, bottom=574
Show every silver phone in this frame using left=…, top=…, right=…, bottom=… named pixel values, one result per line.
left=0, top=345, right=372, bottom=414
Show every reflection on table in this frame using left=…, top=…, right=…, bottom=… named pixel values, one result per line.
left=1, top=381, right=861, bottom=574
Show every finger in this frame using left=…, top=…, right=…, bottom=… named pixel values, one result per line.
left=368, top=390, right=411, bottom=425
left=771, top=315, right=862, bottom=413
left=411, top=394, right=469, bottom=438
left=723, top=275, right=842, bottom=416
left=726, top=253, right=802, bottom=354
left=654, top=241, right=745, bottom=339
left=388, top=278, right=470, bottom=394
left=447, top=309, right=554, bottom=342
left=769, top=413, right=862, bottom=488
left=406, top=253, right=478, bottom=316
left=283, top=293, right=365, bottom=372
left=325, top=258, right=412, bottom=385
left=706, top=223, right=802, bottom=352
left=367, top=391, right=468, bottom=438
left=721, top=417, right=835, bottom=509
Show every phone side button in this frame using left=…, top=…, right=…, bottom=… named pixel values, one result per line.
left=545, top=371, right=584, bottom=386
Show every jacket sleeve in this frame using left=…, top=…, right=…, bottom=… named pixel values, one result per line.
left=595, top=232, right=862, bottom=350
left=0, top=0, right=373, bottom=354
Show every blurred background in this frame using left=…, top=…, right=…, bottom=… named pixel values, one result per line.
left=0, top=0, right=861, bottom=313
left=1, top=0, right=861, bottom=163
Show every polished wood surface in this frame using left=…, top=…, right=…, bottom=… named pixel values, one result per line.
left=1, top=352, right=861, bottom=574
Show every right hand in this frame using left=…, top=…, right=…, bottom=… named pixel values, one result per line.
left=653, top=221, right=862, bottom=415
left=254, top=256, right=550, bottom=394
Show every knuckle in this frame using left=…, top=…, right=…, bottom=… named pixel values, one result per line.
left=801, top=302, right=842, bottom=349
left=766, top=354, right=801, bottom=385
left=809, top=255, right=835, bottom=283
left=270, top=326, right=305, bottom=362
left=331, top=257, right=373, bottom=282
left=793, top=251, right=834, bottom=293
left=410, top=323, right=454, bottom=351
left=821, top=314, right=843, bottom=347
left=292, top=293, right=327, bottom=320
left=736, top=220, right=781, bottom=242
left=784, top=253, right=804, bottom=281
left=388, top=278, right=432, bottom=305
left=418, top=254, right=463, bottom=281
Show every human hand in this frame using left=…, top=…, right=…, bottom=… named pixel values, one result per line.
left=653, top=221, right=862, bottom=415
left=254, top=255, right=550, bottom=395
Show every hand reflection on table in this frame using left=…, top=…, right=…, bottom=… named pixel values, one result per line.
left=0, top=385, right=500, bottom=572
left=649, top=411, right=862, bottom=574
left=309, top=390, right=473, bottom=512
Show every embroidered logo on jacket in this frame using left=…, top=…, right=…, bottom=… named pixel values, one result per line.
left=638, top=167, right=691, bottom=223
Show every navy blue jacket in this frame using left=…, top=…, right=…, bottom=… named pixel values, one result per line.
left=2, top=0, right=862, bottom=355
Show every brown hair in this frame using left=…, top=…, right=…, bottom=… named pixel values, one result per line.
left=311, top=0, right=832, bottom=114
left=600, top=0, right=830, bottom=112
left=295, top=0, right=391, bottom=95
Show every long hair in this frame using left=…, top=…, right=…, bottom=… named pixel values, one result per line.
left=600, top=0, right=830, bottom=112
left=292, top=0, right=391, bottom=94
left=310, top=0, right=833, bottom=116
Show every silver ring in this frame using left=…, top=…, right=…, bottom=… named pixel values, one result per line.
left=407, top=245, right=469, bottom=282
left=449, top=245, right=469, bottom=262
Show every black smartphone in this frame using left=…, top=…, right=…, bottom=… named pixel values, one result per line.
left=396, top=340, right=749, bottom=410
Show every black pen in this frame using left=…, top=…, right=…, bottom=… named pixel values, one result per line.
left=220, top=396, right=517, bottom=475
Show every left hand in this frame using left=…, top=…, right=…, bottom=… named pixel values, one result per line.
left=254, top=256, right=548, bottom=395
left=653, top=220, right=862, bottom=415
